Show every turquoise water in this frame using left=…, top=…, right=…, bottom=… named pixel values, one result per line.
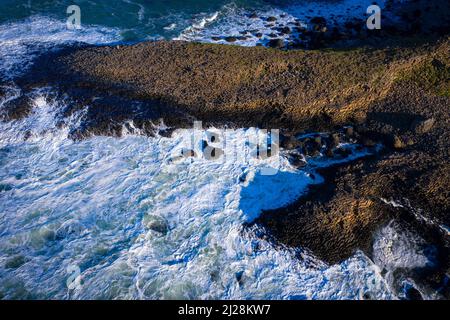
left=0, top=0, right=274, bottom=41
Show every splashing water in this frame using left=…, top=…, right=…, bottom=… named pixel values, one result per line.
left=0, top=90, right=396, bottom=300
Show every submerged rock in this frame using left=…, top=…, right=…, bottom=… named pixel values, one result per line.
left=0, top=96, right=33, bottom=120
left=279, top=27, right=291, bottom=35
left=225, top=37, right=237, bottom=43
left=143, top=215, right=169, bottom=235
left=309, top=17, right=327, bottom=28
left=0, top=86, right=6, bottom=99
left=5, top=255, right=26, bottom=269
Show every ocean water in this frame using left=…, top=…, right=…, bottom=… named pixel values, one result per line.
left=0, top=0, right=427, bottom=300
left=0, top=0, right=389, bottom=43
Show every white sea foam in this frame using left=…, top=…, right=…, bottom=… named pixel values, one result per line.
left=0, top=93, right=395, bottom=299
left=373, top=221, right=429, bottom=271
left=0, top=16, right=121, bottom=78
left=372, top=221, right=434, bottom=299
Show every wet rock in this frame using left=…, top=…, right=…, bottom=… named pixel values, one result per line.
left=0, top=86, right=6, bottom=99
left=0, top=184, right=13, bottom=192
left=224, top=37, right=237, bottom=43
left=362, top=137, right=376, bottom=147
left=288, top=154, right=306, bottom=168
left=334, top=147, right=352, bottom=157
left=304, top=138, right=322, bottom=156
left=267, top=16, right=277, bottom=22
left=308, top=32, right=326, bottom=49
left=249, top=13, right=258, bottom=19
left=344, top=20, right=363, bottom=33
left=40, top=228, right=56, bottom=242
left=56, top=220, right=85, bottom=240
left=279, top=27, right=291, bottom=35
left=267, top=38, right=285, bottom=49
left=331, top=133, right=341, bottom=146
left=404, top=286, right=423, bottom=300
left=211, top=36, right=222, bottom=41
left=5, top=255, right=26, bottom=269
left=255, top=33, right=263, bottom=38
left=281, top=135, right=302, bottom=150
left=0, top=96, right=33, bottom=120
left=143, top=215, right=169, bottom=235
left=294, top=26, right=307, bottom=33
left=344, top=127, right=354, bottom=137
left=310, top=17, right=327, bottom=28
left=324, top=148, right=334, bottom=157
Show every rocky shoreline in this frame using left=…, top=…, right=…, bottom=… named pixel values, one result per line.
left=190, top=0, right=450, bottom=50
left=0, top=2, right=449, bottom=298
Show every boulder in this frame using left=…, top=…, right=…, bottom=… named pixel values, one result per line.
left=310, top=17, right=326, bottom=28
left=279, top=26, right=291, bottom=34
left=267, top=39, right=285, bottom=49
left=143, top=215, right=169, bottom=235
left=0, top=96, right=32, bottom=120
left=225, top=37, right=237, bottom=43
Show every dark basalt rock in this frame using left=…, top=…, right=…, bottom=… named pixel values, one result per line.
left=279, top=26, right=291, bottom=35
left=0, top=95, right=33, bottom=121
left=266, top=16, right=277, bottom=22
left=225, top=37, right=237, bottom=43
left=0, top=86, right=6, bottom=100
left=310, top=16, right=327, bottom=28
left=144, top=215, right=169, bottom=235
left=4, top=255, right=26, bottom=269
left=267, top=38, right=285, bottom=49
